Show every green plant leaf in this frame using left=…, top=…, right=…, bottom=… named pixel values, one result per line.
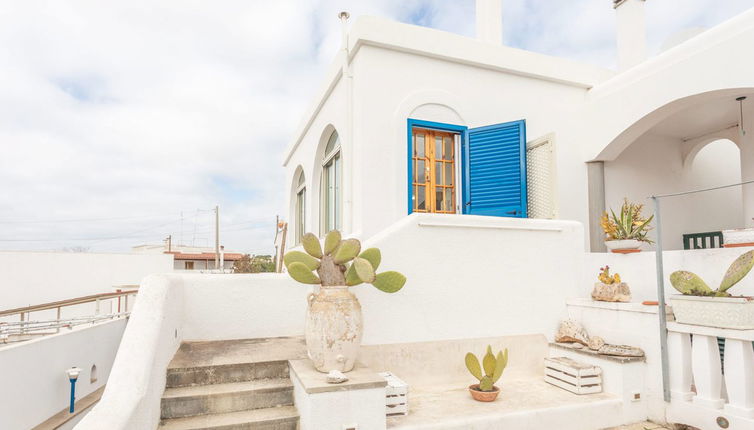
left=465, top=352, right=482, bottom=381
left=719, top=250, right=754, bottom=292
left=332, top=238, right=361, bottom=264
left=283, top=251, right=320, bottom=271
left=479, top=375, right=494, bottom=392
left=482, top=346, right=496, bottom=377
left=352, top=257, right=376, bottom=283
left=302, top=233, right=323, bottom=258
left=670, top=271, right=714, bottom=296
left=287, top=262, right=321, bottom=285
left=358, top=248, right=381, bottom=271
left=323, top=230, right=341, bottom=255
left=371, top=271, right=406, bottom=293
left=345, top=263, right=364, bottom=286
left=491, top=349, right=507, bottom=384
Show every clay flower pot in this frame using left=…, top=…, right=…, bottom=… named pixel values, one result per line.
left=468, top=384, right=500, bottom=402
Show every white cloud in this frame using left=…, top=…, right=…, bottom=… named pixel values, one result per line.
left=0, top=0, right=750, bottom=254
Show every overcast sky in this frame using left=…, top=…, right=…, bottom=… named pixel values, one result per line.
left=1, top=0, right=752, bottom=255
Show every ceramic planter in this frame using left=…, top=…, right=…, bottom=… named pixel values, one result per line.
left=305, top=285, right=363, bottom=373
left=605, top=239, right=643, bottom=253
left=670, top=295, right=754, bottom=329
left=468, top=384, right=500, bottom=402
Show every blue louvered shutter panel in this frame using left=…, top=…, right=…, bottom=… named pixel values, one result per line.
left=463, top=120, right=527, bottom=217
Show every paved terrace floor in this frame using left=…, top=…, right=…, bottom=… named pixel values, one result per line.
left=387, top=377, right=623, bottom=430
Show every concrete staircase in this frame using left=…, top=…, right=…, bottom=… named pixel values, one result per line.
left=158, top=336, right=308, bottom=430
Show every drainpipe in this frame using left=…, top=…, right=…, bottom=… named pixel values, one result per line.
left=66, top=367, right=82, bottom=413
left=339, top=11, right=354, bottom=235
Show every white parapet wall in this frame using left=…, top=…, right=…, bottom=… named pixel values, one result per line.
left=0, top=318, right=127, bottom=430
left=355, top=213, right=585, bottom=345
left=0, top=250, right=174, bottom=316
left=584, top=246, right=754, bottom=302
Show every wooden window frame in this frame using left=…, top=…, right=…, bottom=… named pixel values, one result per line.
left=407, top=119, right=467, bottom=215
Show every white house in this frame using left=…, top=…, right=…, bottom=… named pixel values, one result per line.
left=283, top=0, right=754, bottom=252
left=69, top=2, right=754, bottom=430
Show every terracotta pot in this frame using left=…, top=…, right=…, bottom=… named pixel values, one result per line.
left=468, top=384, right=500, bottom=402
left=305, top=285, right=363, bottom=373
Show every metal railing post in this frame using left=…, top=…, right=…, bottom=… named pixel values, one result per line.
left=652, top=196, right=671, bottom=402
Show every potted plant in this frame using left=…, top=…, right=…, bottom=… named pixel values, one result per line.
left=669, top=250, right=754, bottom=329
left=465, top=345, right=508, bottom=402
left=591, top=265, right=631, bottom=302
left=284, top=230, right=406, bottom=373
left=601, top=199, right=654, bottom=253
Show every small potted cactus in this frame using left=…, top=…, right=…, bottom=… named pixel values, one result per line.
left=601, top=199, right=654, bottom=253
left=465, top=345, right=508, bottom=402
left=284, top=230, right=406, bottom=373
left=591, top=265, right=631, bottom=302
left=670, top=250, right=754, bottom=329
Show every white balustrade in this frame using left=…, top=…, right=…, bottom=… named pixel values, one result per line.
left=666, top=322, right=754, bottom=428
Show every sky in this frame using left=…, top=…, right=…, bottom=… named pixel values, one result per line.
left=0, top=0, right=752, bottom=255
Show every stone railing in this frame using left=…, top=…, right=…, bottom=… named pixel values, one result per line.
left=666, top=322, right=754, bottom=429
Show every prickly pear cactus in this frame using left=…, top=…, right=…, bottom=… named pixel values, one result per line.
left=465, top=345, right=508, bottom=392
left=670, top=250, right=754, bottom=297
left=282, top=230, right=406, bottom=293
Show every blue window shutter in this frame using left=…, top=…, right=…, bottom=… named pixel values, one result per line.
left=463, top=120, right=527, bottom=217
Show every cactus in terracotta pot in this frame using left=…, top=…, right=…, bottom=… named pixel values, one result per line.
left=465, top=345, right=508, bottom=401
left=670, top=250, right=754, bottom=297
left=283, top=231, right=406, bottom=373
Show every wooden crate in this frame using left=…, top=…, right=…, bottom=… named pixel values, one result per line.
left=544, top=356, right=602, bottom=395
left=379, top=371, right=408, bottom=416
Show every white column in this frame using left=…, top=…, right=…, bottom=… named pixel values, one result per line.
left=475, top=0, right=503, bottom=45
left=724, top=338, right=754, bottom=418
left=741, top=127, right=754, bottom=228
left=691, top=334, right=725, bottom=409
left=668, top=331, right=694, bottom=401
left=614, top=0, right=647, bottom=70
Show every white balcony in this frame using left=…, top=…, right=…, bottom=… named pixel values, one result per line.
left=667, top=322, right=754, bottom=428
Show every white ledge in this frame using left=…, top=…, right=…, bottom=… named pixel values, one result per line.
left=667, top=321, right=754, bottom=342
left=566, top=298, right=661, bottom=314
left=417, top=220, right=564, bottom=232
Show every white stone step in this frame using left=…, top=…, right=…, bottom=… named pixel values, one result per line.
left=161, top=379, right=294, bottom=419
left=158, top=405, right=299, bottom=430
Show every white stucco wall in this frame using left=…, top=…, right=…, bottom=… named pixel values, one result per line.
left=605, top=135, right=743, bottom=250
left=0, top=318, right=126, bottom=430
left=0, top=251, right=173, bottom=310
left=583, top=246, right=754, bottom=302
left=282, top=16, right=613, bottom=248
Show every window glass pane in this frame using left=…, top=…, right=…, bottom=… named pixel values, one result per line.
left=435, top=136, right=442, bottom=159
left=435, top=188, right=443, bottom=211
left=444, top=188, right=453, bottom=212
left=415, top=134, right=425, bottom=157
left=325, top=132, right=339, bottom=157
left=435, top=161, right=442, bottom=184
left=334, top=154, right=341, bottom=229
left=445, top=163, right=453, bottom=186
left=444, top=137, right=453, bottom=160
left=417, top=160, right=426, bottom=183
left=417, top=185, right=426, bottom=211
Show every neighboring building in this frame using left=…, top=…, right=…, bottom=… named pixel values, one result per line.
left=131, top=244, right=243, bottom=271
left=283, top=0, right=754, bottom=251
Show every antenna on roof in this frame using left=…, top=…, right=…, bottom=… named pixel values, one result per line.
left=338, top=11, right=350, bottom=51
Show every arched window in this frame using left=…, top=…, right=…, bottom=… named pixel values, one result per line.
left=321, top=131, right=342, bottom=233
left=295, top=171, right=306, bottom=244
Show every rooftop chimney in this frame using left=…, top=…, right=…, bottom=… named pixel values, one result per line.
left=476, top=0, right=503, bottom=45
left=614, top=0, right=647, bottom=70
